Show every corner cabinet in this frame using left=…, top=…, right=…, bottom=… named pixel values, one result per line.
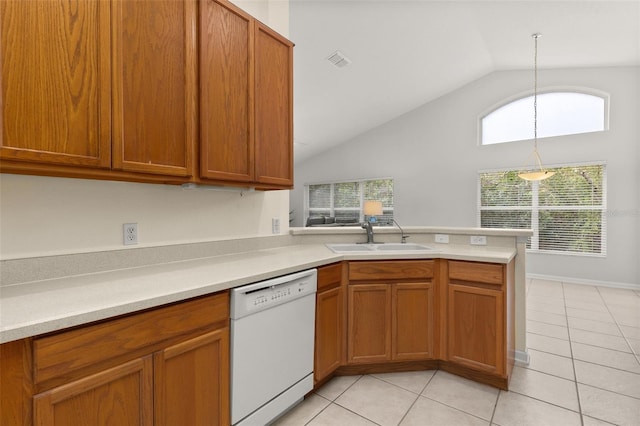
left=314, top=262, right=346, bottom=385
left=347, top=260, right=436, bottom=364
left=313, top=257, right=516, bottom=391
left=1, top=0, right=293, bottom=189
left=1, top=292, right=230, bottom=426
left=444, top=260, right=515, bottom=387
left=199, top=0, right=293, bottom=189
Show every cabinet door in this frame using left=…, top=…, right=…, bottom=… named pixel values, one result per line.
left=154, top=329, right=230, bottom=426
left=392, top=282, right=434, bottom=360
left=447, top=284, right=504, bottom=375
left=315, top=286, right=344, bottom=383
left=33, top=357, right=153, bottom=425
left=111, top=0, right=196, bottom=176
left=253, top=22, right=293, bottom=187
left=348, top=284, right=391, bottom=364
left=199, top=0, right=254, bottom=182
left=0, top=0, right=111, bottom=168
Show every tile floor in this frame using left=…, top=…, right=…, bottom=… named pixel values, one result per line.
left=274, top=279, right=640, bottom=426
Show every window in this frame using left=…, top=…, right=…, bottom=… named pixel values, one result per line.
left=305, top=178, right=394, bottom=225
left=478, top=163, right=606, bottom=256
left=481, top=91, right=607, bottom=145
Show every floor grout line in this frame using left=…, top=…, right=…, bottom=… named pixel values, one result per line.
left=560, top=281, right=585, bottom=426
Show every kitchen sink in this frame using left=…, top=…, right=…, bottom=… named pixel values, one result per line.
left=326, top=243, right=439, bottom=253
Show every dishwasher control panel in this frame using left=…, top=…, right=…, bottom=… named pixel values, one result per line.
left=230, top=269, right=317, bottom=319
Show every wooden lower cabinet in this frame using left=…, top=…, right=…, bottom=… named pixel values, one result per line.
left=326, top=258, right=514, bottom=391
left=447, top=284, right=504, bottom=375
left=1, top=292, right=230, bottom=426
left=444, top=260, right=515, bottom=386
left=347, top=261, right=436, bottom=364
left=348, top=283, right=392, bottom=363
left=393, top=282, right=435, bottom=360
left=34, top=357, right=154, bottom=425
left=154, top=329, right=229, bottom=426
left=314, top=263, right=346, bottom=384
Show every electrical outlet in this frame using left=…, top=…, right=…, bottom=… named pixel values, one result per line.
left=271, top=217, right=280, bottom=234
left=470, top=235, right=487, bottom=246
left=435, top=234, right=449, bottom=244
left=123, top=223, right=138, bottom=245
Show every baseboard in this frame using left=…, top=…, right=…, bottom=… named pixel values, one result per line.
left=514, top=349, right=530, bottom=367
left=526, top=273, right=639, bottom=290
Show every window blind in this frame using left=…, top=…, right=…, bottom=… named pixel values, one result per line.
left=306, top=178, right=394, bottom=225
left=478, top=163, right=606, bottom=256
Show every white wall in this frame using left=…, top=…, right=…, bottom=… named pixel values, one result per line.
left=0, top=175, right=289, bottom=259
left=0, top=0, right=291, bottom=261
left=231, top=0, right=289, bottom=37
left=291, top=66, right=639, bottom=286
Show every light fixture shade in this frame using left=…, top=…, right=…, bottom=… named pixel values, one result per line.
left=517, top=170, right=556, bottom=181
left=363, top=200, right=383, bottom=216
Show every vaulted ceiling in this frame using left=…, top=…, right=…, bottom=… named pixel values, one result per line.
left=290, top=0, right=640, bottom=163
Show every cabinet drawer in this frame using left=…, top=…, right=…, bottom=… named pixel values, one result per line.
left=318, top=262, right=343, bottom=292
left=448, top=261, right=504, bottom=286
left=33, top=292, right=229, bottom=385
left=349, top=260, right=434, bottom=282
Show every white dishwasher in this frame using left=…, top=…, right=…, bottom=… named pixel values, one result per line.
left=230, top=269, right=317, bottom=426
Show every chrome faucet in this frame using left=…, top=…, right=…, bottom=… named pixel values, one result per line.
left=361, top=221, right=376, bottom=244
left=393, top=219, right=409, bottom=243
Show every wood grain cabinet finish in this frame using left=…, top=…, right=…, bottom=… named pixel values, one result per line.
left=33, top=357, right=154, bottom=426
left=1, top=0, right=293, bottom=189
left=348, top=283, right=392, bottom=363
left=1, top=292, right=230, bottom=426
left=253, top=22, right=293, bottom=187
left=199, top=0, right=254, bottom=183
left=0, top=0, right=111, bottom=168
left=393, top=282, right=435, bottom=360
left=199, top=0, right=294, bottom=188
left=314, top=262, right=346, bottom=384
left=446, top=260, right=514, bottom=380
left=154, top=329, right=229, bottom=426
left=347, top=260, right=436, bottom=364
left=111, top=0, right=197, bottom=177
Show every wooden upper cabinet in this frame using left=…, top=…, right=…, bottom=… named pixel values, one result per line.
left=254, top=22, right=294, bottom=187
left=0, top=0, right=111, bottom=168
left=199, top=0, right=254, bottom=183
left=111, top=0, right=197, bottom=177
left=199, top=0, right=293, bottom=187
left=1, top=0, right=293, bottom=188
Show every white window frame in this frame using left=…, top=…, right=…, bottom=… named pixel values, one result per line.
left=477, top=162, right=607, bottom=257
left=304, top=178, right=394, bottom=225
left=478, top=87, right=610, bottom=146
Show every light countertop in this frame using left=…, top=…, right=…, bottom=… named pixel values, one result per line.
left=1, top=243, right=516, bottom=344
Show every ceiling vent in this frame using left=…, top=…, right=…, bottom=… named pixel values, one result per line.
left=326, top=50, right=352, bottom=68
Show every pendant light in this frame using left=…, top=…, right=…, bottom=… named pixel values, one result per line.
left=518, top=33, right=555, bottom=181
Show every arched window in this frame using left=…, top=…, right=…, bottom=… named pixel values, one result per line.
left=481, top=91, right=607, bottom=145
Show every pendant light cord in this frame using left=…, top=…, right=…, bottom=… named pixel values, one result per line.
left=518, top=33, right=555, bottom=181
left=533, top=33, right=540, bottom=152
